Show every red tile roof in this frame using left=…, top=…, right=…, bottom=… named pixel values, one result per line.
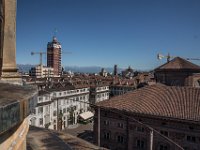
left=155, top=57, right=200, bottom=71
left=97, top=84, right=200, bottom=122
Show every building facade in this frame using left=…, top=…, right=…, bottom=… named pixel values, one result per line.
left=90, top=85, right=110, bottom=104
left=94, top=84, right=200, bottom=150
left=47, top=36, right=61, bottom=76
left=29, top=65, right=54, bottom=78
left=110, top=78, right=136, bottom=96
left=154, top=57, right=200, bottom=86
left=29, top=85, right=91, bottom=130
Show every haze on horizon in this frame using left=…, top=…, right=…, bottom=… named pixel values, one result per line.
left=16, top=0, right=200, bottom=70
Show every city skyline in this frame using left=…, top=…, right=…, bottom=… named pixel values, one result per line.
left=16, top=0, right=200, bottom=70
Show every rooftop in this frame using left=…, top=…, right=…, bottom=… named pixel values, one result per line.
left=97, top=84, right=200, bottom=123
left=27, top=126, right=103, bottom=150
left=155, top=57, right=200, bottom=71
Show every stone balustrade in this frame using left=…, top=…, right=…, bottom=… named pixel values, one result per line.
left=0, top=83, right=37, bottom=150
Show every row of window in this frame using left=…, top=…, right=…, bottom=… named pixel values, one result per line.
left=103, top=133, right=170, bottom=150
left=96, top=93, right=109, bottom=99
left=53, top=95, right=89, bottom=107
left=38, top=96, right=50, bottom=103
left=96, top=86, right=109, bottom=91
left=38, top=106, right=50, bottom=114
left=103, top=132, right=125, bottom=144
left=53, top=88, right=89, bottom=97
left=111, top=87, right=134, bottom=91
left=104, top=120, right=124, bottom=129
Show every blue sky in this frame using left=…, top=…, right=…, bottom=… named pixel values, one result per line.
left=16, top=0, right=200, bottom=70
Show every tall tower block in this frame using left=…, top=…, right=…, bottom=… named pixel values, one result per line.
left=47, top=36, right=61, bottom=76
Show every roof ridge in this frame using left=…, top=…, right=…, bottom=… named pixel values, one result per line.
left=155, top=57, right=200, bottom=71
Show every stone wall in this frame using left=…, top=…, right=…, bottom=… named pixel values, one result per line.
left=0, top=118, right=29, bottom=150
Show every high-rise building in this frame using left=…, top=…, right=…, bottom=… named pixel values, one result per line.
left=47, top=36, right=61, bottom=76
left=113, top=64, right=118, bottom=76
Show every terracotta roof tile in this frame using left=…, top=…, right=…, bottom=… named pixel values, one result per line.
left=155, top=57, right=200, bottom=71
left=97, top=84, right=200, bottom=122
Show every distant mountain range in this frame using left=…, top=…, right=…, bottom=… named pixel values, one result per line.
left=64, top=66, right=123, bottom=74
left=17, top=64, right=124, bottom=74
left=17, top=64, right=35, bottom=73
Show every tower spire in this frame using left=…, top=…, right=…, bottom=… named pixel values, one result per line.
left=53, top=28, right=58, bottom=37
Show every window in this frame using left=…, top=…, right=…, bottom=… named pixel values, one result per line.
left=160, top=131, right=168, bottom=137
left=117, top=135, right=124, bottom=143
left=104, top=120, right=110, bottom=126
left=117, top=123, right=124, bottom=128
left=38, top=107, right=43, bottom=114
left=63, top=108, right=66, bottom=113
left=58, top=100, right=61, bottom=105
left=39, top=118, right=43, bottom=125
left=159, top=145, right=168, bottom=150
left=187, top=136, right=196, bottom=143
left=136, top=140, right=144, bottom=148
left=137, top=126, right=145, bottom=132
left=38, top=97, right=42, bottom=102
left=53, top=101, right=56, bottom=107
left=53, top=111, right=57, bottom=116
left=45, top=106, right=49, bottom=112
left=104, top=132, right=110, bottom=140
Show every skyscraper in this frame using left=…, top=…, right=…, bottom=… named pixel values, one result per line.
left=47, top=36, right=61, bottom=76
left=113, top=64, right=118, bottom=76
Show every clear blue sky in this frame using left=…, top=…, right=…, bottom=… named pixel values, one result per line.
left=16, top=0, right=200, bottom=70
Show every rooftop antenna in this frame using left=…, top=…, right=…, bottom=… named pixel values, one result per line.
left=157, top=53, right=174, bottom=62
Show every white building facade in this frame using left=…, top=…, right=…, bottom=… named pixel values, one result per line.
left=29, top=87, right=90, bottom=130
left=29, top=65, right=54, bottom=78
left=90, top=85, right=110, bottom=104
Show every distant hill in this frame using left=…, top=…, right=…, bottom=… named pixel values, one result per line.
left=17, top=64, right=123, bottom=74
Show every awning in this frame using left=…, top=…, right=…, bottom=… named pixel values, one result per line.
left=79, top=111, right=94, bottom=120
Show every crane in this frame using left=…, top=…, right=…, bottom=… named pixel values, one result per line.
left=186, top=58, right=200, bottom=61
left=157, top=53, right=200, bottom=62
left=31, top=51, right=72, bottom=66
left=31, top=51, right=46, bottom=66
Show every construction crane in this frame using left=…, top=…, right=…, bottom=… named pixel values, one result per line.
left=31, top=51, right=46, bottom=66
left=157, top=53, right=200, bottom=62
left=31, top=51, right=72, bottom=66
left=186, top=58, right=200, bottom=61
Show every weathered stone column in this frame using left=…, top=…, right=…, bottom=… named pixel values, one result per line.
left=0, top=0, right=20, bottom=81
left=0, top=0, right=4, bottom=71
